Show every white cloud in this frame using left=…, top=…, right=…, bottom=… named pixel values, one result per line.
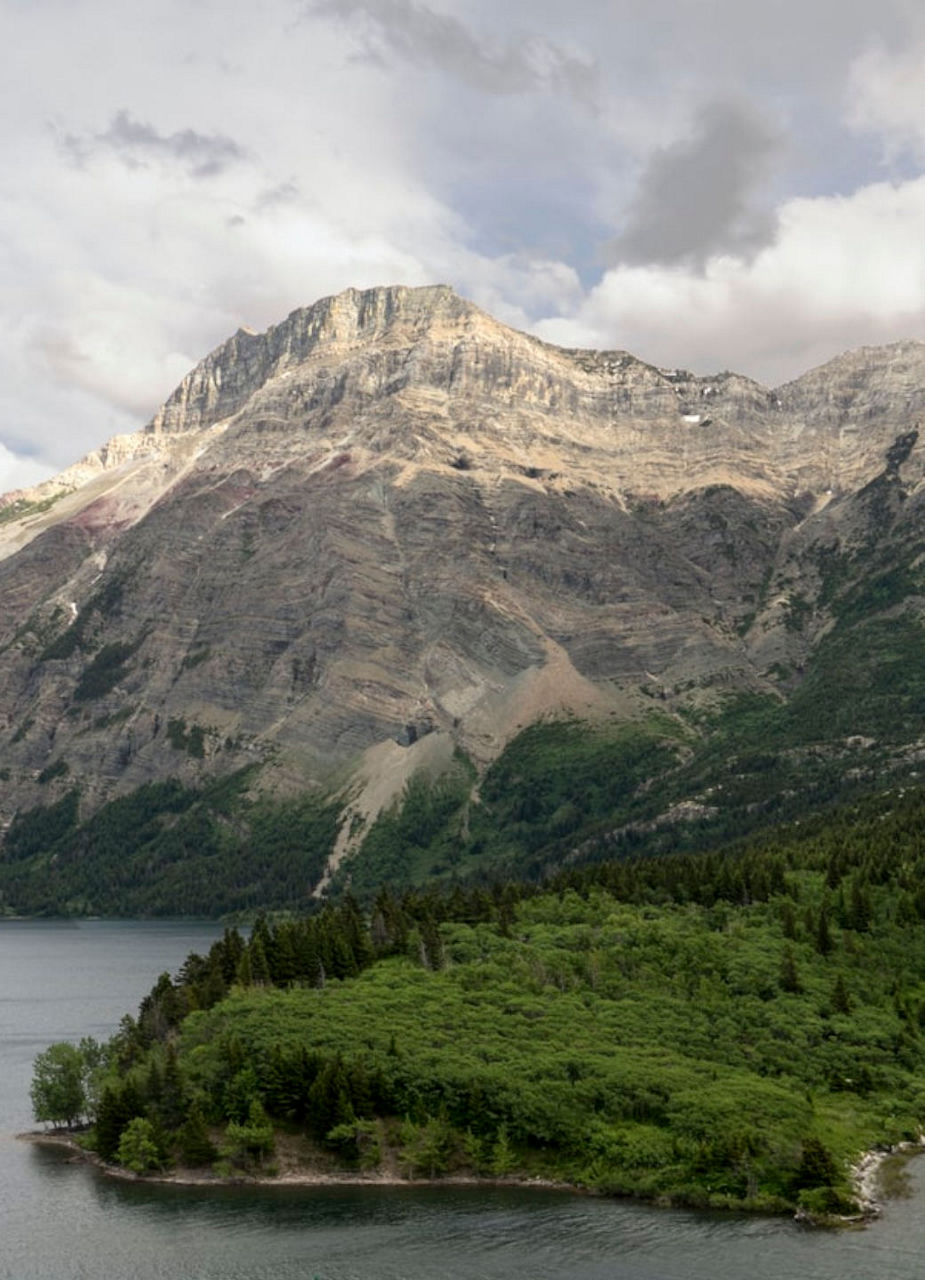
left=534, top=176, right=925, bottom=385
left=3, top=0, right=925, bottom=497
left=0, top=444, right=54, bottom=495
left=849, top=39, right=925, bottom=159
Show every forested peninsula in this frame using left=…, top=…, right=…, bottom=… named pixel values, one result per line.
left=28, top=786, right=925, bottom=1219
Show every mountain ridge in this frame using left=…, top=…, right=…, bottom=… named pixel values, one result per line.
left=0, top=284, right=923, bottom=911
left=6, top=284, right=925, bottom=543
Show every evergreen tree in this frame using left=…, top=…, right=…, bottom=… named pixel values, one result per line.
left=848, top=879, right=873, bottom=933
left=235, top=948, right=253, bottom=987
left=177, top=1103, right=218, bottom=1167
left=779, top=900, right=797, bottom=940
left=267, top=926, right=298, bottom=985
left=815, top=902, right=834, bottom=956
left=222, top=1066, right=260, bottom=1123
left=249, top=937, right=271, bottom=986
left=418, top=917, right=444, bottom=970
left=307, top=1057, right=355, bottom=1141
left=793, top=1136, right=838, bottom=1191
left=831, top=974, right=852, bottom=1015
left=217, top=928, right=246, bottom=984
left=94, top=1079, right=145, bottom=1161
left=159, top=1042, right=187, bottom=1130
left=221, top=1099, right=275, bottom=1168
left=779, top=946, right=802, bottom=994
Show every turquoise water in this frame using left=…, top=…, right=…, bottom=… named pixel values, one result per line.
left=3, top=919, right=925, bottom=1280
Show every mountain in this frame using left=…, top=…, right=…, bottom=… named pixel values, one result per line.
left=1, top=284, right=924, bottom=914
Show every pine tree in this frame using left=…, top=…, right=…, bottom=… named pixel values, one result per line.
left=307, top=1056, right=355, bottom=1141
left=177, top=1103, right=217, bottom=1167
left=249, top=937, right=271, bottom=986
left=779, top=946, right=802, bottom=994
left=235, top=948, right=253, bottom=987
left=217, top=928, right=245, bottom=984
left=831, top=974, right=852, bottom=1015
left=159, top=1042, right=187, bottom=1130
left=268, top=926, right=298, bottom=985
left=848, top=879, right=873, bottom=933
left=793, top=1136, right=838, bottom=1190
left=815, top=902, right=834, bottom=956
left=94, top=1079, right=145, bottom=1161
left=779, top=900, right=797, bottom=940
left=418, top=916, right=444, bottom=970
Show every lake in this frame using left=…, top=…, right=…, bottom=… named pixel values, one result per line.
left=3, top=918, right=925, bottom=1279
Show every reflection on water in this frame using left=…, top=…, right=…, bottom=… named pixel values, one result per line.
left=5, top=922, right=925, bottom=1280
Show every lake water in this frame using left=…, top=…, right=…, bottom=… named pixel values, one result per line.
left=3, top=919, right=925, bottom=1280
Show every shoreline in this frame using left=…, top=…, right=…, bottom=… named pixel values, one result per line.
left=848, top=1136, right=925, bottom=1218
left=16, top=1130, right=571, bottom=1193
left=20, top=1129, right=925, bottom=1221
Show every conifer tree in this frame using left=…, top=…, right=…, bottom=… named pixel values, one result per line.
left=831, top=974, right=852, bottom=1015
left=815, top=902, right=834, bottom=956
left=159, top=1042, right=187, bottom=1129
left=235, top=948, right=253, bottom=988
left=779, top=946, right=802, bottom=994
left=249, top=937, right=271, bottom=986
left=779, top=900, right=797, bottom=940
left=848, top=879, right=873, bottom=933
left=177, top=1103, right=217, bottom=1167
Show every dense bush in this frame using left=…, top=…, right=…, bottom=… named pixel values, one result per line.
left=35, top=786, right=925, bottom=1211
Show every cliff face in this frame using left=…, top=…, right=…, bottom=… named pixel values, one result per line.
left=0, top=284, right=923, bottom=839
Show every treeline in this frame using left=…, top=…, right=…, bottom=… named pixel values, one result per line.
left=335, top=711, right=922, bottom=901
left=0, top=772, right=341, bottom=916
left=31, top=782, right=925, bottom=1215
left=5, top=691, right=925, bottom=917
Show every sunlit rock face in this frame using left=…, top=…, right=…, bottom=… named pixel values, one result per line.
left=0, top=284, right=922, bottom=824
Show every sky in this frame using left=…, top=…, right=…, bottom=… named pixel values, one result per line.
left=3, top=0, right=925, bottom=490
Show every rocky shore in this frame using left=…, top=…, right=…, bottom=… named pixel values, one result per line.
left=22, top=1127, right=925, bottom=1225
left=17, top=1129, right=567, bottom=1193
left=849, top=1137, right=925, bottom=1218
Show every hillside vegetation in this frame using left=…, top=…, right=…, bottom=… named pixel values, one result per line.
left=6, top=654, right=924, bottom=920
left=0, top=770, right=340, bottom=916
left=35, top=785, right=925, bottom=1216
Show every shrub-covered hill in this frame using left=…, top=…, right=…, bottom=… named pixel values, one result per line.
left=34, top=786, right=925, bottom=1216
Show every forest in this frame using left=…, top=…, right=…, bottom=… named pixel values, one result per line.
left=4, top=680, right=919, bottom=918
left=32, top=783, right=925, bottom=1218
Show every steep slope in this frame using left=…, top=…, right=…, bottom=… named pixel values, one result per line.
left=0, top=284, right=924, bottom=911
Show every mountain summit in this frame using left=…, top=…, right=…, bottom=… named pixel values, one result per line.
left=1, top=285, right=924, bottom=909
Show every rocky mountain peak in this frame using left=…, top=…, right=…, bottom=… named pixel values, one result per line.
left=1, top=288, right=925, bottom=876
left=145, top=284, right=474, bottom=437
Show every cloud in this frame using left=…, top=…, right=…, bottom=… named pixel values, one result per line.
left=308, top=0, right=599, bottom=108
left=0, top=444, right=53, bottom=495
left=2, top=0, right=925, bottom=495
left=611, top=102, right=781, bottom=270
left=849, top=38, right=925, bottom=160
left=534, top=175, right=925, bottom=386
left=65, top=110, right=247, bottom=178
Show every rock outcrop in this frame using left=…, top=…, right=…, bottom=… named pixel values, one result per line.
left=0, top=284, right=923, bottom=837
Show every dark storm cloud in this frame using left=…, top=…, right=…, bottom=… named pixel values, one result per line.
left=308, top=0, right=598, bottom=108
left=66, top=110, right=246, bottom=178
left=611, top=102, right=781, bottom=269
